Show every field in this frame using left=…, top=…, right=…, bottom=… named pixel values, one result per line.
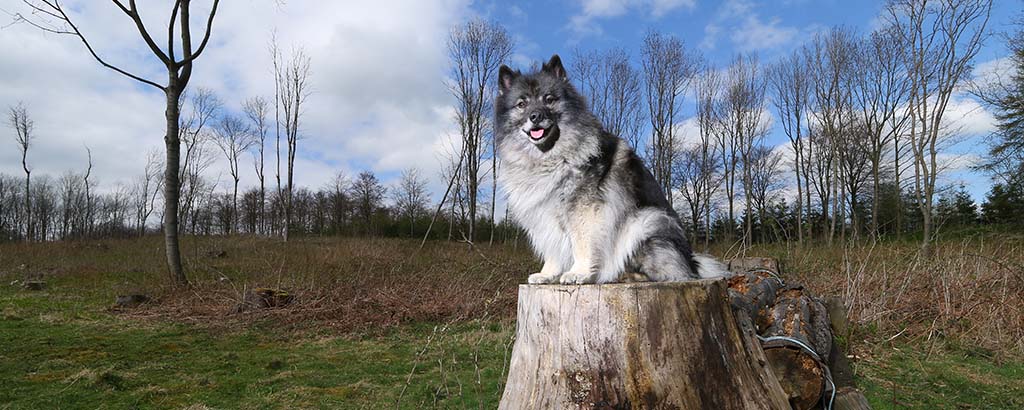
left=1, top=234, right=1022, bottom=409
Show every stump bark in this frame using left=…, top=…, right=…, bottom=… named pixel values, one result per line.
left=498, top=280, right=791, bottom=410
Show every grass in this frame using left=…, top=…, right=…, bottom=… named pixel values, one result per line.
left=1, top=234, right=1022, bottom=409
left=858, top=345, right=1024, bottom=409
left=0, top=284, right=514, bottom=409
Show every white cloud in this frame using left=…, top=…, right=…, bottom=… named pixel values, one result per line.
left=730, top=15, right=798, bottom=52
left=937, top=152, right=982, bottom=172
left=971, top=56, right=1013, bottom=91
left=701, top=0, right=799, bottom=52
left=569, top=0, right=696, bottom=39
left=0, top=0, right=472, bottom=200
left=941, top=95, right=997, bottom=137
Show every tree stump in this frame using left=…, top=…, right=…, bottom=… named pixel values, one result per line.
left=727, top=257, right=782, bottom=275
left=498, top=280, right=791, bottom=410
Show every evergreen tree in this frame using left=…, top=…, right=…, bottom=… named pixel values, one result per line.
left=936, top=185, right=977, bottom=226
left=982, top=16, right=1024, bottom=177
left=981, top=179, right=1024, bottom=225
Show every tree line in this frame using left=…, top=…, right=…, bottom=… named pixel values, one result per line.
left=439, top=1, right=1009, bottom=257
left=7, top=0, right=1024, bottom=285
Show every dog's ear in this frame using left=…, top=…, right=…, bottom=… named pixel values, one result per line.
left=542, top=54, right=567, bottom=81
left=498, top=65, right=518, bottom=94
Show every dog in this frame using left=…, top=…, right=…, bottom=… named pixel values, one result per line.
left=494, top=54, right=726, bottom=284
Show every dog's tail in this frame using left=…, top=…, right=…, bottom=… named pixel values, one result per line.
left=693, top=253, right=729, bottom=278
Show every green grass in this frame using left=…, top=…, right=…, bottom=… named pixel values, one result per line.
left=0, top=283, right=514, bottom=409
left=1, top=236, right=1022, bottom=409
left=858, top=345, right=1024, bottom=409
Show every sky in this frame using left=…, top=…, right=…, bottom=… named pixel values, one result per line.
left=0, top=0, right=1019, bottom=208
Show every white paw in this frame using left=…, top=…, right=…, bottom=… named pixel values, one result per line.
left=528, top=272, right=561, bottom=284
left=559, top=271, right=598, bottom=284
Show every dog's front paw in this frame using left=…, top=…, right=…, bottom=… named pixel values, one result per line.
left=528, top=272, right=561, bottom=284
left=559, top=271, right=598, bottom=284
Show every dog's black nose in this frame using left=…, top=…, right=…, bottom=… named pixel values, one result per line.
left=529, top=111, right=544, bottom=123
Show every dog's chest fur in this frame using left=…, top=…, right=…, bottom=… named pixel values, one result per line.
left=498, top=134, right=614, bottom=267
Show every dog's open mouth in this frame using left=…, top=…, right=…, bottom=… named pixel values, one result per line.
left=527, top=127, right=546, bottom=141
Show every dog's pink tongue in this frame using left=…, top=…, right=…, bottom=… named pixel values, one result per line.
left=530, top=129, right=545, bottom=139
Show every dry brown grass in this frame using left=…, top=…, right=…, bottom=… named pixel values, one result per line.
left=720, top=232, right=1024, bottom=358
left=2, top=232, right=1021, bottom=357
left=0, top=235, right=533, bottom=334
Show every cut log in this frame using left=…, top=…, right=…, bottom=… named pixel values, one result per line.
left=727, top=257, right=782, bottom=275
left=498, top=280, right=791, bottom=410
left=823, top=298, right=872, bottom=410
left=823, top=297, right=849, bottom=340
left=760, top=285, right=833, bottom=410
left=728, top=271, right=786, bottom=333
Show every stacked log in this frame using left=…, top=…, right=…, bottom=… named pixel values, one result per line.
left=726, top=258, right=871, bottom=410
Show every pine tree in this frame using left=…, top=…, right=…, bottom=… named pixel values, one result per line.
left=984, top=17, right=1024, bottom=173
left=981, top=180, right=1024, bottom=225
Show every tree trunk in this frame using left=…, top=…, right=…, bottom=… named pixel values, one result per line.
left=164, top=84, right=186, bottom=286
left=498, top=281, right=791, bottom=409
left=22, top=170, right=30, bottom=242
left=232, top=177, right=239, bottom=234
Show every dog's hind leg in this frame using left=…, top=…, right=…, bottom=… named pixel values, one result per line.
left=633, top=237, right=698, bottom=281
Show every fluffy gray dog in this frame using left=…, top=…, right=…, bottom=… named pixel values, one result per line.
left=494, top=54, right=726, bottom=284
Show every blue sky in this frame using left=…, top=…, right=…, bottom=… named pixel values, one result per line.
left=480, top=0, right=1019, bottom=202
left=0, top=0, right=1018, bottom=207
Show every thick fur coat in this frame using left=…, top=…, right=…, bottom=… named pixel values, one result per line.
left=494, top=55, right=726, bottom=284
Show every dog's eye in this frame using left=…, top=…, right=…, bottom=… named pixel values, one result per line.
left=544, top=94, right=558, bottom=104
left=516, top=100, right=527, bottom=109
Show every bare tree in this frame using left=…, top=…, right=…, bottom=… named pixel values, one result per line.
left=392, top=168, right=431, bottom=237
left=722, top=54, right=769, bottom=248
left=768, top=51, right=812, bottom=244
left=270, top=33, right=283, bottom=234
left=571, top=48, right=646, bottom=149
left=447, top=18, right=513, bottom=243
left=178, top=89, right=220, bottom=231
left=852, top=26, right=910, bottom=238
left=212, top=115, right=253, bottom=234
left=350, top=170, right=386, bottom=235
left=675, top=144, right=721, bottom=249
left=277, top=47, right=311, bottom=242
left=82, top=145, right=93, bottom=236
left=690, top=65, right=725, bottom=250
left=748, top=145, right=785, bottom=242
left=641, top=30, right=699, bottom=206
left=133, top=149, right=162, bottom=236
left=7, top=102, right=32, bottom=241
left=887, top=0, right=991, bottom=255
left=17, top=0, right=222, bottom=284
left=806, top=28, right=858, bottom=243
left=836, top=119, right=873, bottom=238
left=243, top=96, right=270, bottom=234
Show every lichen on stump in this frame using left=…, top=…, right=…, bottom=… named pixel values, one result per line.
left=498, top=280, right=790, bottom=410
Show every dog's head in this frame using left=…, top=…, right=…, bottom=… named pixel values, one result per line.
left=494, top=54, right=588, bottom=153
